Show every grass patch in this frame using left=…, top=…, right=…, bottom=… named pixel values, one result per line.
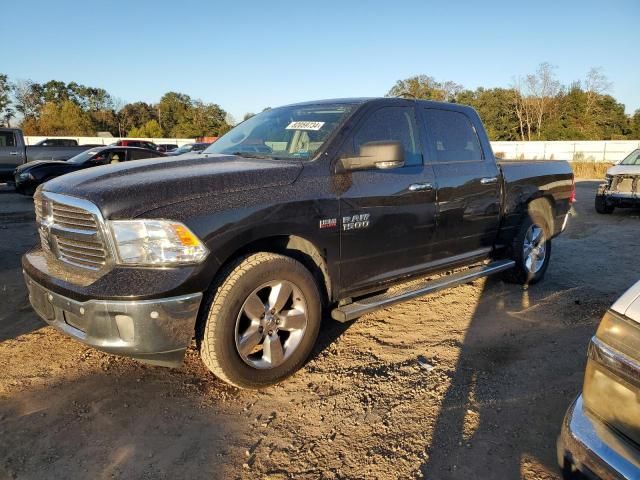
left=571, top=162, right=612, bottom=179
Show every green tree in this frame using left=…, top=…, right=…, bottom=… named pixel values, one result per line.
left=387, top=75, right=462, bottom=101
left=631, top=109, right=640, bottom=139
left=120, top=102, right=157, bottom=134
left=158, top=92, right=192, bottom=136
left=0, top=74, right=14, bottom=127
left=171, top=100, right=228, bottom=137
left=128, top=119, right=163, bottom=138
left=455, top=87, right=521, bottom=140
left=22, top=100, right=93, bottom=135
left=41, top=80, right=72, bottom=104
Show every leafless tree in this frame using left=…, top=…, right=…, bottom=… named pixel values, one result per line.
left=527, top=62, right=560, bottom=139
left=511, top=63, right=560, bottom=140
left=440, top=81, right=464, bottom=102
left=584, top=67, right=612, bottom=117
left=511, top=77, right=534, bottom=141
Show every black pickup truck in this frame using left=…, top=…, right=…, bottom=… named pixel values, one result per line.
left=22, top=98, right=574, bottom=389
left=0, top=128, right=98, bottom=182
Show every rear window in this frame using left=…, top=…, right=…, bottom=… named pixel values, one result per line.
left=422, top=109, right=483, bottom=163
left=0, top=131, right=16, bottom=147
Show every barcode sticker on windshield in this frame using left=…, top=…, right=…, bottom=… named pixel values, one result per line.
left=286, top=121, right=325, bottom=131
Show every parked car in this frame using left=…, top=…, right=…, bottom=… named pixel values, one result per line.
left=595, top=148, right=640, bottom=214
left=113, top=139, right=159, bottom=151
left=558, top=279, right=640, bottom=479
left=22, top=98, right=574, bottom=389
left=166, top=142, right=211, bottom=156
left=33, top=138, right=79, bottom=147
left=157, top=143, right=178, bottom=153
left=0, top=128, right=102, bottom=181
left=14, top=146, right=164, bottom=195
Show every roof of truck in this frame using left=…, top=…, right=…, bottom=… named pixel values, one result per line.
left=282, top=97, right=468, bottom=109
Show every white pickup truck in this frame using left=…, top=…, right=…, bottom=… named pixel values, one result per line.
left=595, top=148, right=640, bottom=214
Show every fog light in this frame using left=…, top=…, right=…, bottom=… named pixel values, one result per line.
left=115, top=314, right=135, bottom=342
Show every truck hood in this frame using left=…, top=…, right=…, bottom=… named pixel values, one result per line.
left=42, top=154, right=303, bottom=219
left=608, top=165, right=640, bottom=176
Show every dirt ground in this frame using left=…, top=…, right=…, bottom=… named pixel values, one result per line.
left=0, top=181, right=638, bottom=480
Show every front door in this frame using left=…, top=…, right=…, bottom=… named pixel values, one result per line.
left=337, top=105, right=437, bottom=295
left=0, top=130, right=25, bottom=179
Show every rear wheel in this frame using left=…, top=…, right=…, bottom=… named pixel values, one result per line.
left=504, top=213, right=551, bottom=285
left=595, top=195, right=614, bottom=214
left=200, top=252, right=321, bottom=389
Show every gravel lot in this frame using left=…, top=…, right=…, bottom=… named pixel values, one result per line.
left=0, top=181, right=638, bottom=480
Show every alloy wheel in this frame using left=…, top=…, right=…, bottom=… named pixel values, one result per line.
left=234, top=280, right=308, bottom=369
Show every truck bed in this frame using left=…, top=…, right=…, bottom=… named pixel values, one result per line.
left=498, top=159, right=574, bottom=239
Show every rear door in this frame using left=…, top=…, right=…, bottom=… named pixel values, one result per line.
left=0, top=130, right=25, bottom=178
left=419, top=107, right=501, bottom=259
left=338, top=104, right=438, bottom=294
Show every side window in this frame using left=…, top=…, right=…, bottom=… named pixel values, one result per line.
left=128, top=149, right=155, bottom=161
left=91, top=152, right=108, bottom=165
left=352, top=106, right=422, bottom=166
left=422, top=109, right=483, bottom=163
left=0, top=132, right=16, bottom=147
left=108, top=150, right=125, bottom=164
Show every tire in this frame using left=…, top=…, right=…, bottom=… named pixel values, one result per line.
left=504, top=212, right=552, bottom=285
left=200, top=252, right=321, bottom=389
left=595, top=195, right=614, bottom=214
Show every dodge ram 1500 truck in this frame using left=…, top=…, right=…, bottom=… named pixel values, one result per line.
left=0, top=128, right=98, bottom=181
left=22, top=98, right=574, bottom=389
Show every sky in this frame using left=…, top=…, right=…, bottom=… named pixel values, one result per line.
left=3, top=0, right=639, bottom=121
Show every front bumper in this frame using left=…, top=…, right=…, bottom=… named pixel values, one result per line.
left=597, top=184, right=640, bottom=208
left=24, top=271, right=202, bottom=367
left=13, top=173, right=37, bottom=194
left=557, top=395, right=640, bottom=479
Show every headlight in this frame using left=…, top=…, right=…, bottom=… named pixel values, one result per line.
left=605, top=174, right=613, bottom=187
left=582, top=310, right=640, bottom=445
left=595, top=309, right=639, bottom=360
left=19, top=172, right=33, bottom=181
left=109, top=220, right=209, bottom=266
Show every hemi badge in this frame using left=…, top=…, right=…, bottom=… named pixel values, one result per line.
left=319, top=218, right=337, bottom=229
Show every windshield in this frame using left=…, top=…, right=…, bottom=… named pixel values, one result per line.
left=619, top=149, right=640, bottom=165
left=67, top=148, right=104, bottom=164
left=173, top=144, right=194, bottom=155
left=204, top=103, right=356, bottom=160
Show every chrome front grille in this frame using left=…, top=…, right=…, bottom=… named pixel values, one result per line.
left=34, top=191, right=110, bottom=271
left=611, top=175, right=639, bottom=194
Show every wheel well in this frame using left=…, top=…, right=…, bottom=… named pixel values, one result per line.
left=526, top=196, right=555, bottom=235
left=219, top=235, right=332, bottom=306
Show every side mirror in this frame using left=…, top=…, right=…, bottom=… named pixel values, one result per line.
left=339, top=141, right=405, bottom=171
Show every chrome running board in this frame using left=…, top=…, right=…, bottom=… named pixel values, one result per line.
left=331, top=259, right=515, bottom=322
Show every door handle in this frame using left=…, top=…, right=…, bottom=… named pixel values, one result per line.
left=9, top=152, right=18, bottom=156
left=480, top=177, right=498, bottom=185
left=408, top=182, right=433, bottom=192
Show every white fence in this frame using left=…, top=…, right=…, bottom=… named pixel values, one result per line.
left=490, top=140, right=640, bottom=163
left=22, top=136, right=640, bottom=163
left=24, top=136, right=195, bottom=147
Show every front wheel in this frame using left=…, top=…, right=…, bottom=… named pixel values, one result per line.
left=595, top=195, right=614, bottom=214
left=504, top=214, right=552, bottom=285
left=199, top=252, right=321, bottom=389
